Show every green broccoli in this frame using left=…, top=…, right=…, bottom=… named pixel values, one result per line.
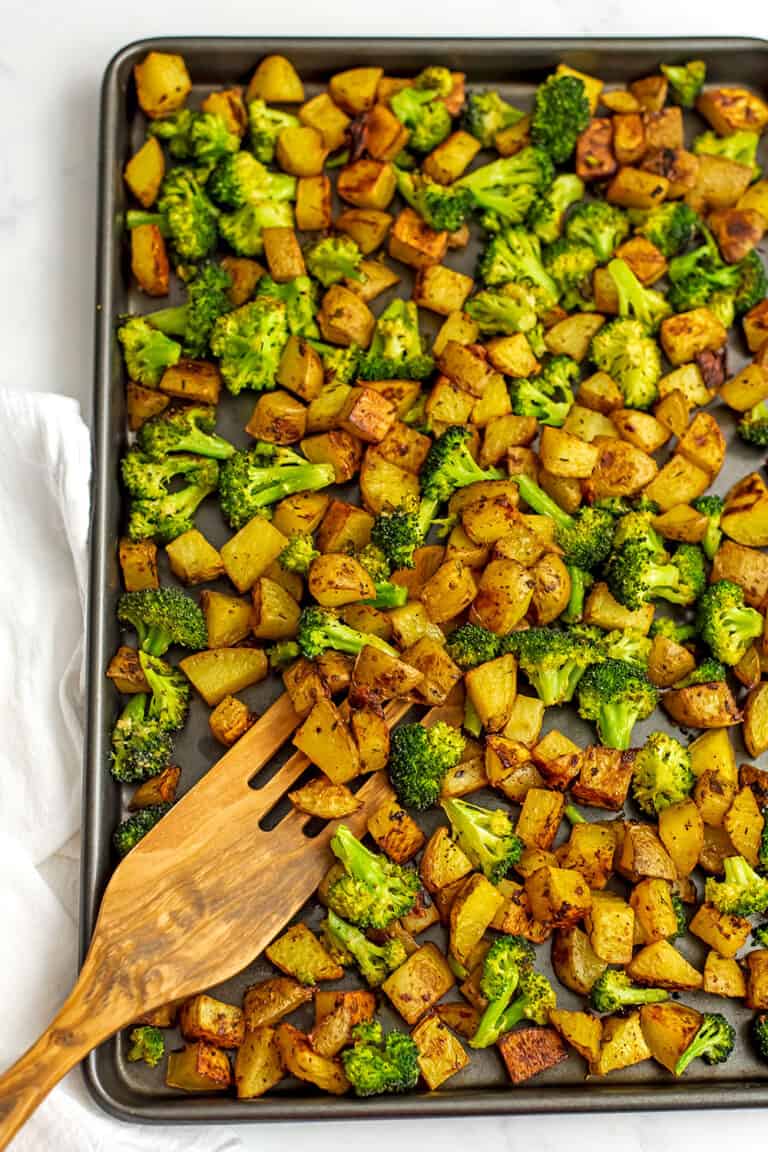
left=738, top=400, right=768, bottom=446
left=354, top=545, right=408, bottom=609
left=127, top=168, right=218, bottom=263
left=113, top=804, right=172, bottom=857
left=674, top=1012, right=735, bottom=1076
left=668, top=230, right=766, bottom=316
left=118, top=587, right=207, bottom=656
left=531, top=73, right=591, bottom=163
left=660, top=60, right=706, bottom=108
left=504, top=626, right=599, bottom=706
left=589, top=969, right=669, bottom=1014
left=209, top=296, right=289, bottom=394
left=307, top=339, right=361, bottom=384
left=561, top=565, right=594, bottom=624
left=219, top=443, right=334, bottom=528
left=606, top=540, right=705, bottom=610
left=127, top=1025, right=166, bottom=1068
left=110, top=694, right=173, bottom=783
left=257, top=274, right=320, bottom=338
left=564, top=803, right=586, bottom=824
left=358, top=299, right=434, bottom=381
left=577, top=658, right=659, bottom=749
left=753, top=1012, right=768, bottom=1061
left=139, top=652, right=190, bottom=733
left=122, top=454, right=220, bottom=544
left=608, top=513, right=664, bottom=558
left=670, top=892, right=687, bottom=939
left=420, top=425, right=502, bottom=505
left=370, top=496, right=435, bottom=572
left=137, top=405, right=235, bottom=461
left=705, top=855, right=768, bottom=917
left=691, top=494, right=724, bottom=560
left=440, top=798, right=524, bottom=883
left=462, top=90, right=525, bottom=147
left=607, top=258, right=672, bottom=333
left=457, top=148, right=554, bottom=224
left=649, top=617, right=696, bottom=644
left=388, top=720, right=466, bottom=810
left=673, top=657, right=727, bottom=688
left=469, top=935, right=536, bottom=1049
left=208, top=150, right=297, bottom=209
left=278, top=532, right=319, bottom=575
left=543, top=237, right=598, bottom=311
left=306, top=235, right=364, bottom=287
left=394, top=169, right=474, bottom=232
left=496, top=969, right=557, bottom=1034
left=565, top=199, right=630, bottom=262
left=528, top=173, right=585, bottom=244
left=323, top=911, right=407, bottom=987
left=117, top=317, right=181, bottom=387
left=151, top=110, right=240, bottom=166
left=509, top=357, right=577, bottom=427
left=341, top=1019, right=419, bottom=1097
left=465, top=285, right=539, bottom=336
left=248, top=99, right=299, bottom=164
left=512, top=473, right=614, bottom=569
left=296, top=606, right=398, bottom=660
left=631, top=731, right=695, bottom=817
left=219, top=199, right=295, bottom=257
left=589, top=318, right=662, bottom=410
left=268, top=639, right=300, bottom=670
left=696, top=579, right=765, bottom=665
left=694, top=129, right=761, bottom=177
left=478, top=225, right=559, bottom=310
left=144, top=263, right=232, bottom=358
left=600, top=628, right=652, bottom=668
left=148, top=108, right=196, bottom=158
left=327, top=824, right=420, bottom=929
left=446, top=622, right=502, bottom=669
left=391, top=79, right=452, bottom=153
left=630, top=201, right=701, bottom=258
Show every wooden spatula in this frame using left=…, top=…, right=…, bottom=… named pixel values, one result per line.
left=0, top=692, right=410, bottom=1148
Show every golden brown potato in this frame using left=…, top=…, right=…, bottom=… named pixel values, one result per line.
left=516, top=788, right=565, bottom=851
left=639, top=1002, right=702, bottom=1074
left=125, top=382, right=169, bottom=430
left=614, top=822, right=677, bottom=883
left=288, top=775, right=361, bottom=820
left=221, top=516, right=288, bottom=593
left=465, top=653, right=517, bottom=732
left=165, top=529, right=224, bottom=586
left=134, top=52, right=191, bottom=118
left=166, top=1041, right=231, bottom=1092
left=107, top=646, right=150, bottom=695
left=746, top=950, right=768, bottom=1008
left=208, top=695, right=254, bottom=747
left=276, top=125, right=327, bottom=176
left=628, top=939, right=703, bottom=990
left=703, top=952, right=747, bottom=999
left=472, top=559, right=534, bottom=634
left=584, top=582, right=654, bottom=634
left=419, top=558, right=477, bottom=625
left=423, top=131, right=482, bottom=183
left=675, top=412, right=726, bottom=478
left=572, top=746, right=635, bottom=811
left=642, top=147, right=699, bottom=198
left=449, top=874, right=505, bottom=966
left=630, top=879, right=679, bottom=944
left=525, top=865, right=592, bottom=928
left=420, top=826, right=473, bottom=895
left=722, top=472, right=768, bottom=547
left=388, top=207, right=448, bottom=268
left=720, top=363, right=768, bottom=411
left=124, top=137, right=165, bottom=208
left=642, top=454, right=710, bottom=513
left=413, top=265, right=473, bottom=316
left=310, top=990, right=376, bottom=1058
left=660, top=308, right=727, bottom=366
left=159, top=359, right=222, bottom=405
left=179, top=994, right=244, bottom=1048
left=556, top=822, right=615, bottom=889
left=267, top=924, right=344, bottom=985
left=243, top=977, right=314, bottom=1030
left=336, top=208, right=393, bottom=255
left=317, top=284, right=375, bottom=347
left=337, top=159, right=396, bottom=210
left=551, top=925, right=607, bottom=996
left=293, top=698, right=360, bottom=784
left=652, top=505, right=707, bottom=546
left=576, top=117, right=617, bottom=181
left=296, top=174, right=333, bottom=230
left=234, top=1027, right=284, bottom=1099
left=381, top=942, right=455, bottom=1025
left=686, top=153, right=753, bottom=213
left=498, top=1027, right=569, bottom=1084
left=591, top=1013, right=651, bottom=1076
left=131, top=224, right=169, bottom=297
left=607, top=166, right=669, bottom=208
left=180, top=648, right=268, bottom=707
left=696, top=86, right=768, bottom=135
left=329, top=67, right=383, bottom=113
left=247, top=54, right=304, bottom=102
left=689, top=902, right=751, bottom=958
left=276, top=1024, right=349, bottom=1094
left=658, top=799, right=704, bottom=877
left=119, top=538, right=159, bottom=592
left=367, top=798, right=425, bottom=863
left=299, top=92, right=350, bottom=149
left=710, top=208, right=766, bottom=263
left=662, top=682, right=742, bottom=729
left=613, top=112, right=646, bottom=165
left=586, top=438, right=658, bottom=501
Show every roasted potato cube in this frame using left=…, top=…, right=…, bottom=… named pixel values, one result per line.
left=336, top=208, right=393, bottom=255
left=465, top=653, right=517, bottom=732
left=329, top=67, right=383, bottom=114
left=687, top=153, right=753, bottom=213
left=628, top=939, right=703, bottom=990
left=247, top=54, right=304, bottom=102
left=419, top=558, right=477, bottom=625
left=746, top=950, right=768, bottom=1008
left=125, top=382, right=169, bottom=430
left=243, top=977, right=314, bottom=1030
left=591, top=1012, right=650, bottom=1076
left=180, top=647, right=267, bottom=707
left=498, top=1026, right=568, bottom=1084
left=437, top=340, right=492, bottom=397
left=586, top=890, right=634, bottom=964
left=221, top=517, right=288, bottom=593
left=310, top=990, right=376, bottom=1058
left=642, top=454, right=710, bottom=513
left=420, top=826, right=473, bottom=894
left=208, top=695, right=254, bottom=747
left=577, top=370, right=624, bottom=414
left=276, top=125, right=327, bottom=176
left=675, top=411, right=726, bottom=478
left=472, top=559, right=534, bottom=634
left=267, top=924, right=344, bottom=985
left=615, top=821, right=676, bottom=883
left=303, top=430, right=363, bottom=485
left=710, top=207, right=766, bottom=264
left=413, top=265, right=473, bottom=316
left=584, top=582, right=654, bottom=634
left=165, top=529, right=224, bottom=586
left=296, top=174, right=333, bottom=231
left=658, top=362, right=713, bottom=407
left=689, top=901, right=751, bottom=959
left=629, top=74, right=668, bottom=111
left=516, top=788, right=565, bottom=851
left=606, top=166, right=669, bottom=208
left=549, top=1008, right=602, bottom=1066
left=338, top=387, right=396, bottom=444
left=199, top=590, right=251, bottom=649
left=720, top=362, right=768, bottom=411
left=656, top=799, right=704, bottom=879
left=179, top=994, right=244, bottom=1048
left=552, top=925, right=607, bottom=996
left=134, top=51, right=191, bottom=118
left=662, top=681, right=742, bottom=729
left=556, top=822, right=615, bottom=889
left=119, top=537, right=159, bottom=591
left=629, top=879, right=679, bottom=944
left=288, top=775, right=360, bottom=820
left=293, top=698, right=360, bottom=784
left=388, top=207, right=448, bottom=268
left=276, top=1024, right=349, bottom=1094
left=538, top=426, right=599, bottom=479
left=201, top=87, right=247, bottom=136
left=703, top=952, right=747, bottom=999
left=363, top=102, right=410, bottom=161
left=423, top=131, right=482, bottom=184
left=647, top=634, right=696, bottom=688
left=166, top=1040, right=231, bottom=1092
left=572, top=746, right=634, bottom=810
left=660, top=307, right=727, bottom=367
left=641, top=146, right=699, bottom=198
left=131, top=223, right=169, bottom=297
left=724, top=782, right=765, bottom=859
left=124, top=136, right=165, bottom=208
left=576, top=117, right=617, bottom=181
left=611, top=408, right=669, bottom=454
left=299, top=92, right=350, bottom=150
left=317, top=284, right=375, bottom=348
left=433, top=310, right=480, bottom=356
left=234, top=1026, right=284, bottom=1099
left=638, top=1002, right=702, bottom=1073
left=382, top=942, right=455, bottom=1025
left=613, top=112, right=646, bottom=165
left=722, top=471, right=768, bottom=547
left=262, top=227, right=305, bottom=283
left=697, top=86, right=768, bottom=135
left=159, top=359, right=221, bottom=405
left=411, top=1014, right=469, bottom=1089
left=450, top=874, right=505, bottom=966
left=106, top=645, right=150, bottom=695
left=367, top=798, right=425, bottom=863
left=525, top=865, right=591, bottom=928
left=586, top=438, right=658, bottom=502
left=337, top=159, right=396, bottom=210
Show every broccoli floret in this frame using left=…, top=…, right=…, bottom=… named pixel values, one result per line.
left=209, top=297, right=289, bottom=394
left=606, top=541, right=705, bottom=610
left=753, top=1013, right=768, bottom=1061
left=531, top=73, right=590, bottom=163
left=219, top=443, right=334, bottom=528
left=145, top=263, right=232, bottom=359
left=673, top=657, right=727, bottom=688
left=247, top=99, right=299, bottom=163
left=127, top=1025, right=166, bottom=1068
left=478, top=226, right=559, bottom=310
left=446, top=623, right=501, bottom=669
left=589, top=318, right=662, bottom=410
left=113, top=804, right=171, bottom=857
left=268, top=639, right=300, bottom=669
left=362, top=582, right=409, bottom=610
left=577, top=658, right=659, bottom=749
left=358, top=299, right=434, bottom=381
left=306, top=235, right=364, bottom=287
left=674, top=1012, right=735, bottom=1077
left=208, top=150, right=296, bottom=209
left=323, top=910, right=407, bottom=987
left=734, top=249, right=768, bottom=314
left=148, top=109, right=196, bottom=158
left=420, top=425, right=502, bottom=505
left=152, top=110, right=239, bottom=166
left=394, top=169, right=474, bottom=232
left=505, top=626, right=599, bottom=706
left=649, top=617, right=696, bottom=644
left=607, top=258, right=672, bottom=333
left=388, top=720, right=465, bottom=810
left=110, top=693, right=173, bottom=783
left=462, top=90, right=525, bottom=147
left=509, top=360, right=576, bottom=427
left=565, top=199, right=630, bottom=262
left=694, top=129, right=761, bottom=177
left=738, top=400, right=768, bottom=446
left=390, top=84, right=452, bottom=153
left=296, top=606, right=397, bottom=660
left=468, top=935, right=536, bottom=1049
left=706, top=855, right=768, bottom=916
left=497, top=969, right=557, bottom=1034
left=708, top=290, right=737, bottom=330
left=600, top=628, right=652, bottom=668
left=612, top=510, right=665, bottom=556
left=122, top=455, right=220, bottom=544
left=440, top=798, right=524, bottom=883
left=139, top=652, right=190, bottom=733
left=354, top=545, right=408, bottom=608
left=691, top=494, right=724, bottom=560
left=341, top=1019, right=419, bottom=1097
left=458, top=148, right=554, bottom=224
left=696, top=579, right=765, bottom=665
left=528, top=174, right=585, bottom=244
left=667, top=229, right=764, bottom=314
left=670, top=892, right=687, bottom=939
left=543, top=238, right=597, bottom=311
left=127, top=168, right=218, bottom=263
left=589, top=969, right=669, bottom=1014
left=757, top=922, right=768, bottom=947
left=327, top=824, right=420, bottom=929
left=306, top=339, right=361, bottom=384
left=219, top=199, right=294, bottom=257
left=632, top=731, right=695, bottom=816
left=512, top=473, right=614, bottom=569
left=137, top=405, right=235, bottom=461
left=118, top=587, right=207, bottom=656
left=278, top=532, right=319, bottom=575
left=117, top=317, right=181, bottom=387
left=465, top=285, right=539, bottom=335
left=370, top=496, right=435, bottom=571
left=561, top=565, right=594, bottom=624
left=257, top=274, right=320, bottom=338
left=661, top=60, right=706, bottom=108
left=631, top=201, right=701, bottom=258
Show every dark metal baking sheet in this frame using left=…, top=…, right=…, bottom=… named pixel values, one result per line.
left=83, top=35, right=768, bottom=1123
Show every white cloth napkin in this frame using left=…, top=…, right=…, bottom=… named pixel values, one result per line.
left=0, top=388, right=242, bottom=1151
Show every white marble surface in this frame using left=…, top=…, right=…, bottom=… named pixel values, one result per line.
left=4, top=1, right=768, bottom=1147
